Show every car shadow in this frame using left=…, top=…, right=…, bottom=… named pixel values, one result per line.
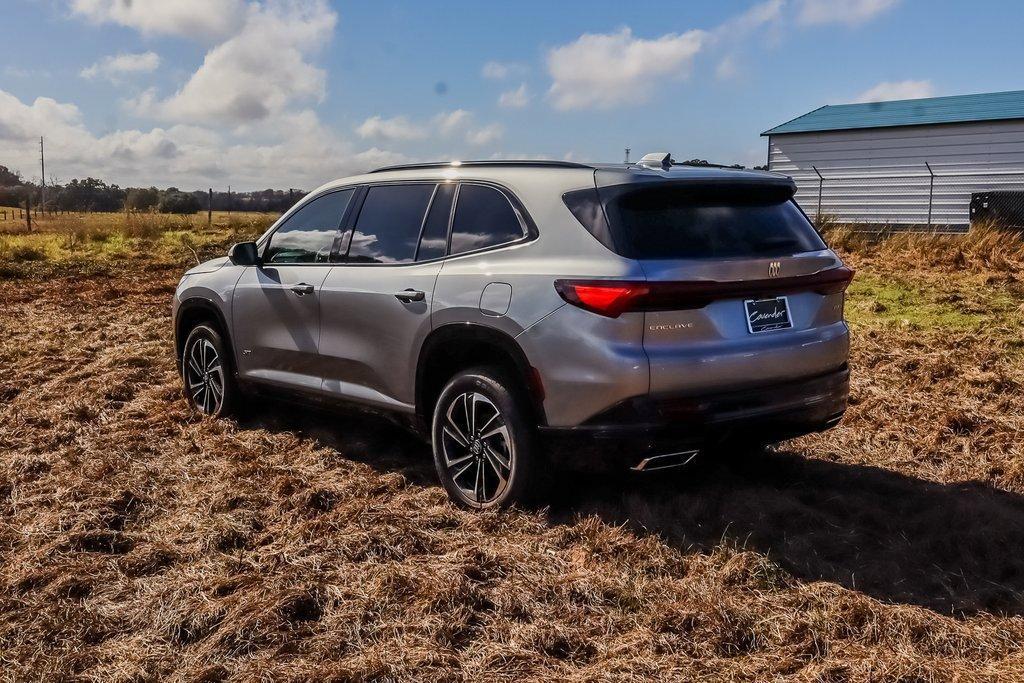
left=546, top=450, right=1024, bottom=617
left=238, top=404, right=1024, bottom=617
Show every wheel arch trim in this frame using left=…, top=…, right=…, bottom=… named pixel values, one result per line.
left=415, top=322, right=547, bottom=427
left=174, top=297, right=234, bottom=374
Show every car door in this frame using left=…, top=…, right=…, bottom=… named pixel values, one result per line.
left=318, top=182, right=451, bottom=412
left=231, top=188, right=355, bottom=393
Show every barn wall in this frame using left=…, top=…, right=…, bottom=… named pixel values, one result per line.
left=768, top=120, right=1024, bottom=226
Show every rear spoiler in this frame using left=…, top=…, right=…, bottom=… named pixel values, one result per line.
left=594, top=168, right=796, bottom=194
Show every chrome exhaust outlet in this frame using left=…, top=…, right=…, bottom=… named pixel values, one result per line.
left=631, top=449, right=700, bottom=472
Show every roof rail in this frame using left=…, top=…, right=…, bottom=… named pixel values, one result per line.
left=369, top=160, right=593, bottom=173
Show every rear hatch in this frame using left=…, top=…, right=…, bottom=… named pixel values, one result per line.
left=563, top=168, right=852, bottom=397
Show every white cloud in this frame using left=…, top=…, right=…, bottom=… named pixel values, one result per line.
left=714, top=0, right=785, bottom=38
left=357, top=109, right=502, bottom=147
left=710, top=0, right=785, bottom=81
left=542, top=1, right=791, bottom=108
left=81, top=51, right=160, bottom=83
left=435, top=110, right=503, bottom=146
left=0, top=88, right=404, bottom=189
left=481, top=61, right=525, bottom=80
left=4, top=66, right=51, bottom=79
left=546, top=27, right=706, bottom=110
left=855, top=79, right=935, bottom=103
left=433, top=109, right=473, bottom=136
left=797, top=0, right=900, bottom=26
left=498, top=83, right=529, bottom=108
left=355, top=115, right=428, bottom=141
left=715, top=55, right=738, bottom=81
left=130, top=0, right=336, bottom=125
left=69, top=0, right=244, bottom=40
left=466, top=123, right=504, bottom=146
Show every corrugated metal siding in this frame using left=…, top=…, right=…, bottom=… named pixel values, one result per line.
left=768, top=120, right=1024, bottom=226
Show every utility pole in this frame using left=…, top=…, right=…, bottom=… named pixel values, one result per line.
left=624, top=148, right=631, bottom=164
left=39, top=137, right=45, bottom=213
left=208, top=188, right=213, bottom=227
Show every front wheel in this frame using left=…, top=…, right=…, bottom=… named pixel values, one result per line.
left=181, top=324, right=238, bottom=418
left=431, top=367, right=545, bottom=509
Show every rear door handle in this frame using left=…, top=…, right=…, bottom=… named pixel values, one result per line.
left=291, top=283, right=315, bottom=296
left=394, top=289, right=425, bottom=303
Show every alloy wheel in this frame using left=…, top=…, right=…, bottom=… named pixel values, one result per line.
left=185, top=337, right=225, bottom=415
left=440, top=391, right=514, bottom=505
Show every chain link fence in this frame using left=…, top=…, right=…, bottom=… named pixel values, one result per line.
left=787, top=164, right=1024, bottom=233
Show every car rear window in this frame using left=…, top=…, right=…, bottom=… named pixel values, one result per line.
left=566, top=182, right=826, bottom=260
left=450, top=184, right=525, bottom=256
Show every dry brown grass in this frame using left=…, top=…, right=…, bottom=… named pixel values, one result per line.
left=2, top=226, right=1024, bottom=680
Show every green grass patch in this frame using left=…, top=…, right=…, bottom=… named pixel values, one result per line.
left=846, top=272, right=1019, bottom=331
left=0, top=234, right=65, bottom=263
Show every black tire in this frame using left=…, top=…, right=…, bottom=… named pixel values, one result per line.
left=431, top=367, right=545, bottom=509
left=181, top=324, right=239, bottom=418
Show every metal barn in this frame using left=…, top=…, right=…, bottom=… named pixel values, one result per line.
left=762, top=90, right=1024, bottom=229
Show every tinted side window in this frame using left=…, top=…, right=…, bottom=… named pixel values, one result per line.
left=347, top=184, right=434, bottom=264
left=450, top=184, right=524, bottom=256
left=416, top=183, right=455, bottom=261
left=265, top=189, right=353, bottom=264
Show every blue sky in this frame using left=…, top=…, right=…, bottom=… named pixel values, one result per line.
left=2, top=0, right=1023, bottom=190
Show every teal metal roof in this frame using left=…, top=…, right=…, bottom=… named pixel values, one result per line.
left=762, top=90, right=1024, bottom=136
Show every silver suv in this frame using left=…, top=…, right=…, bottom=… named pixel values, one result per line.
left=173, top=155, right=853, bottom=508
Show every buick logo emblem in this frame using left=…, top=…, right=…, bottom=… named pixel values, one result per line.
left=768, top=261, right=781, bottom=278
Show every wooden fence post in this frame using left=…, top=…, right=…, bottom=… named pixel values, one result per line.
left=25, top=197, right=32, bottom=232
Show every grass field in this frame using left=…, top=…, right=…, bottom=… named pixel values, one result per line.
left=1, top=216, right=1023, bottom=680
left=0, top=210, right=276, bottom=277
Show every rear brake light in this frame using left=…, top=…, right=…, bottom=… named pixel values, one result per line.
left=554, top=266, right=854, bottom=318
left=810, top=265, right=855, bottom=295
left=554, top=280, right=649, bottom=318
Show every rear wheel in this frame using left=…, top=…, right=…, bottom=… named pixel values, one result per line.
left=431, top=367, right=543, bottom=509
left=182, top=324, right=238, bottom=418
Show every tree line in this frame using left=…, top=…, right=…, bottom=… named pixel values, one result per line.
left=0, top=165, right=307, bottom=214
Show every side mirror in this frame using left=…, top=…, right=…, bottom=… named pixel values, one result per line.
left=228, top=241, right=260, bottom=267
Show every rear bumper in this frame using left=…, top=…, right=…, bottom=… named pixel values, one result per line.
left=540, top=365, right=849, bottom=446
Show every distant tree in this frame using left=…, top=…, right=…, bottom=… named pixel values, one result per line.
left=0, top=166, right=29, bottom=207
left=0, top=165, right=23, bottom=186
left=126, top=187, right=160, bottom=211
left=158, top=191, right=201, bottom=214
left=56, top=178, right=126, bottom=212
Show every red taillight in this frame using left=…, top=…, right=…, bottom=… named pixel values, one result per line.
left=555, top=266, right=855, bottom=318
left=810, top=265, right=856, bottom=295
left=554, top=280, right=649, bottom=318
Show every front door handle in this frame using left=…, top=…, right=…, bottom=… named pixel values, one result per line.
left=394, top=289, right=425, bottom=303
left=291, top=283, right=315, bottom=296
